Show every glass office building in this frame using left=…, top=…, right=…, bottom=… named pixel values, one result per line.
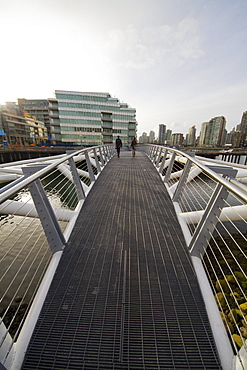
left=49, top=90, right=137, bottom=146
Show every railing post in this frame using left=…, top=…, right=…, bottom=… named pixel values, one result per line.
left=67, top=152, right=85, bottom=200
left=146, top=145, right=151, bottom=157
left=189, top=167, right=237, bottom=258
left=155, top=147, right=162, bottom=167
left=172, top=159, right=192, bottom=202
left=98, top=147, right=105, bottom=166
left=93, top=148, right=101, bottom=173
left=22, top=165, right=66, bottom=254
left=189, top=182, right=229, bottom=257
left=104, top=145, right=109, bottom=160
left=109, top=144, right=114, bottom=158
left=159, top=149, right=167, bottom=174
left=153, top=146, right=159, bottom=162
left=102, top=146, right=108, bottom=163
left=164, top=152, right=176, bottom=183
left=85, top=151, right=95, bottom=183
left=149, top=145, right=155, bottom=161
left=107, top=145, right=111, bottom=159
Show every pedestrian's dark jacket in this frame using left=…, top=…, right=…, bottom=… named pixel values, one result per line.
left=131, top=138, right=137, bottom=148
left=116, top=138, right=122, bottom=148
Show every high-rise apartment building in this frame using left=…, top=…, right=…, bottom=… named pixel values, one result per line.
left=48, top=90, right=137, bottom=146
left=149, top=130, right=155, bottom=143
left=139, top=132, right=148, bottom=144
left=158, top=124, right=166, bottom=144
left=199, top=121, right=214, bottom=146
left=171, top=133, right=184, bottom=146
left=165, top=129, right=172, bottom=145
left=240, top=111, right=247, bottom=146
left=199, top=117, right=226, bottom=147
left=209, top=116, right=226, bottom=146
left=186, top=125, right=196, bottom=146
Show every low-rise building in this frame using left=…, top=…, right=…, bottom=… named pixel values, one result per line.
left=0, top=104, right=47, bottom=146
left=18, top=98, right=51, bottom=136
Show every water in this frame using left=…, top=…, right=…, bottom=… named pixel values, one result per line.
left=0, top=187, right=68, bottom=318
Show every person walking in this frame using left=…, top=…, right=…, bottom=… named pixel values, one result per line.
left=115, top=136, right=122, bottom=158
left=130, top=137, right=137, bottom=157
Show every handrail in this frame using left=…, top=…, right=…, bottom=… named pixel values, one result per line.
left=0, top=144, right=114, bottom=369
left=150, top=145, right=247, bottom=202
left=0, top=145, right=110, bottom=204
left=147, top=144, right=247, bottom=370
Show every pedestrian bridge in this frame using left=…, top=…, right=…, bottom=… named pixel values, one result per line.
left=0, top=145, right=246, bottom=369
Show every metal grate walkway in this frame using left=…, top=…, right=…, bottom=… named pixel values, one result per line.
left=22, top=150, right=222, bottom=369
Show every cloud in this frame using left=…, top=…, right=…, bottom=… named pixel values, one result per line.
left=106, top=17, right=204, bottom=70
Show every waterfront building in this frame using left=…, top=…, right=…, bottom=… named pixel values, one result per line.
left=171, top=133, right=184, bottom=146
left=18, top=99, right=50, bottom=136
left=209, top=116, right=226, bottom=147
left=48, top=90, right=137, bottom=146
left=186, top=125, right=196, bottom=146
left=225, top=128, right=241, bottom=148
left=239, top=111, right=247, bottom=146
left=0, top=104, right=47, bottom=146
left=199, top=121, right=210, bottom=146
left=165, top=129, right=172, bottom=145
left=158, top=124, right=166, bottom=145
left=199, top=117, right=226, bottom=147
left=139, top=132, right=148, bottom=144
left=149, top=130, right=155, bottom=143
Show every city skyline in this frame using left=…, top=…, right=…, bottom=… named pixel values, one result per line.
left=1, top=0, right=246, bottom=137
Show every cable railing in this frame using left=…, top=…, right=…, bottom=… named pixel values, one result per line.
left=1, top=143, right=246, bottom=369
left=147, top=145, right=247, bottom=370
left=0, top=144, right=114, bottom=369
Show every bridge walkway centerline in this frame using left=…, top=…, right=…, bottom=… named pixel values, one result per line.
left=21, top=150, right=222, bottom=370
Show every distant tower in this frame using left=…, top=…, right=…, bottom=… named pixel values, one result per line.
left=187, top=125, right=196, bottom=146
left=149, top=130, right=155, bottom=143
left=171, top=133, right=184, bottom=146
left=165, top=129, right=172, bottom=144
left=199, top=117, right=226, bottom=147
left=158, top=124, right=166, bottom=145
left=240, top=111, right=247, bottom=146
left=141, top=132, right=148, bottom=144
left=209, top=116, right=226, bottom=147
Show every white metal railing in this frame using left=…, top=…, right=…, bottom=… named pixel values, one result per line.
left=0, top=144, right=114, bottom=369
left=147, top=145, right=247, bottom=370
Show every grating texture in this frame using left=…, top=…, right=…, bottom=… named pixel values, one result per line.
left=22, top=150, right=222, bottom=369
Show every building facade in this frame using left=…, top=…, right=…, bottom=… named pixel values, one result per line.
left=158, top=124, right=166, bottom=145
left=199, top=117, right=226, bottom=147
left=209, top=116, right=226, bottom=147
left=18, top=99, right=50, bottom=132
left=149, top=130, right=155, bottom=143
left=240, top=111, right=247, bottom=146
left=186, top=125, right=196, bottom=146
left=0, top=104, right=47, bottom=146
left=171, top=133, right=184, bottom=146
left=165, top=129, right=172, bottom=145
left=48, top=91, right=137, bottom=146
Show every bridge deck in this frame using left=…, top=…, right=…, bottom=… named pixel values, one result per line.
left=22, top=150, right=221, bottom=369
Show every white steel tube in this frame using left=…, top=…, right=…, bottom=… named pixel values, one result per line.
left=0, top=200, right=75, bottom=221
left=191, top=255, right=234, bottom=370
left=180, top=205, right=247, bottom=224
left=8, top=251, right=63, bottom=370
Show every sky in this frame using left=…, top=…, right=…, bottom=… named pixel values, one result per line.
left=0, top=0, right=247, bottom=138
